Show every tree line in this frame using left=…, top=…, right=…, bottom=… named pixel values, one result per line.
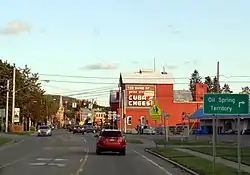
left=189, top=69, right=250, bottom=101
left=0, top=60, right=58, bottom=124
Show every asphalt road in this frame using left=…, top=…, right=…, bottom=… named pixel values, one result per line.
left=0, top=130, right=192, bottom=175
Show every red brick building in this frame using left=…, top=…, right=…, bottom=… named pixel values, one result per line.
left=110, top=69, right=207, bottom=130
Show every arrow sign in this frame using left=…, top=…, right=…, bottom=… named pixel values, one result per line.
left=238, top=101, right=245, bottom=108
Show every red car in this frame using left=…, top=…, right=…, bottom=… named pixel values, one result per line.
left=96, top=129, right=126, bottom=155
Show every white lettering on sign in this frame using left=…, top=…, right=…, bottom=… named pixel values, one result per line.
left=128, top=100, right=153, bottom=107
left=208, top=97, right=235, bottom=104
left=218, top=97, right=235, bottom=104
left=126, top=85, right=155, bottom=107
left=210, top=106, right=232, bottom=112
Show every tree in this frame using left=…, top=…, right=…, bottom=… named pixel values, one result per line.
left=240, top=86, right=250, bottom=94
left=221, top=84, right=233, bottom=94
left=211, top=77, right=221, bottom=93
left=0, top=59, right=58, bottom=126
left=204, top=76, right=213, bottom=92
left=189, top=69, right=202, bottom=100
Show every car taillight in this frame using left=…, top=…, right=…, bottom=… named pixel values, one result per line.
left=117, top=137, right=124, bottom=143
left=98, top=136, right=105, bottom=143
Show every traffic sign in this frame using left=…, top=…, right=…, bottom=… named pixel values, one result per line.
left=149, top=104, right=162, bottom=120
left=204, top=94, right=249, bottom=115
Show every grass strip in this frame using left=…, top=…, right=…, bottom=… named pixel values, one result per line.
left=153, top=139, right=232, bottom=146
left=0, top=138, right=11, bottom=146
left=11, top=131, right=36, bottom=135
left=188, top=147, right=250, bottom=166
left=127, top=139, right=143, bottom=144
left=153, top=148, right=250, bottom=175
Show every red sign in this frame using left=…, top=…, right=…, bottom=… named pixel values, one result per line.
left=126, top=85, right=155, bottom=107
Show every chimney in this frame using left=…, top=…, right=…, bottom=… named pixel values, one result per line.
left=161, top=66, right=167, bottom=74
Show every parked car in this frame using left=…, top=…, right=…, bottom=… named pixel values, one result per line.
left=96, top=129, right=126, bottom=155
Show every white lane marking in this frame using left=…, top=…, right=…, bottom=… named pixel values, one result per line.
left=48, top=163, right=66, bottom=167
left=54, top=158, right=68, bottom=161
left=80, top=158, right=83, bottom=163
left=36, top=158, right=53, bottom=161
left=74, top=147, right=89, bottom=175
left=0, top=152, right=35, bottom=169
left=43, top=146, right=53, bottom=150
left=29, top=162, right=47, bottom=166
left=133, top=150, right=173, bottom=175
left=83, top=137, right=87, bottom=143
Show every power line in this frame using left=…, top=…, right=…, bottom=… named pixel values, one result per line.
left=39, top=79, right=250, bottom=84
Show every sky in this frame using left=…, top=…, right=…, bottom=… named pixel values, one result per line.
left=0, top=0, right=250, bottom=106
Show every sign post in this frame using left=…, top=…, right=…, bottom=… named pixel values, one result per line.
left=204, top=94, right=249, bottom=174
left=162, top=111, right=168, bottom=147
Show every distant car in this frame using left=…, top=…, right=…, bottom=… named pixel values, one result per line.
left=73, top=125, right=85, bottom=134
left=84, top=125, right=96, bottom=133
left=96, top=129, right=126, bottom=155
left=37, top=125, right=52, bottom=136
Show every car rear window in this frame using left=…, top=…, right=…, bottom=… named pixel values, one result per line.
left=101, top=131, right=122, bottom=137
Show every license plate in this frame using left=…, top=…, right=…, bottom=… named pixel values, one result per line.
left=109, top=139, right=115, bottom=142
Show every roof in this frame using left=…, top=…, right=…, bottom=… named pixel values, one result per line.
left=120, top=70, right=174, bottom=84
left=174, top=90, right=193, bottom=102
left=189, top=108, right=250, bottom=119
left=101, top=129, right=121, bottom=132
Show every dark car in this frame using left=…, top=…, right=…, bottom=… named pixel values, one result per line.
left=68, top=124, right=74, bottom=132
left=73, top=125, right=85, bottom=134
left=84, top=125, right=96, bottom=133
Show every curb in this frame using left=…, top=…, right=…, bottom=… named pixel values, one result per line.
left=144, top=148, right=200, bottom=175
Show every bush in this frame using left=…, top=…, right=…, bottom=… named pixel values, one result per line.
left=30, top=126, right=36, bottom=131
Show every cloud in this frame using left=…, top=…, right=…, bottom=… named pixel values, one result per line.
left=82, top=62, right=118, bottom=70
left=165, top=65, right=178, bottom=70
left=168, top=24, right=182, bottom=35
left=184, top=59, right=199, bottom=65
left=0, top=20, right=32, bottom=35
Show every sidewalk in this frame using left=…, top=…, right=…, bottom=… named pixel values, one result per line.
left=175, top=148, right=250, bottom=173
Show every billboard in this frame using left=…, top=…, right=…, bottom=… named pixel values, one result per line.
left=110, top=90, right=119, bottom=103
left=125, top=85, right=155, bottom=107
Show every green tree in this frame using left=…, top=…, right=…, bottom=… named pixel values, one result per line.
left=240, top=86, right=250, bottom=94
left=211, top=77, right=221, bottom=93
left=204, top=76, right=213, bottom=92
left=221, top=83, right=233, bottom=94
left=0, top=60, right=58, bottom=125
left=189, top=69, right=202, bottom=101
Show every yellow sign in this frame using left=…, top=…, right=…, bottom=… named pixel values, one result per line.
left=79, top=121, right=84, bottom=125
left=149, top=104, right=162, bottom=120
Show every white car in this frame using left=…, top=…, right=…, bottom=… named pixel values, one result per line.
left=37, top=125, right=52, bottom=136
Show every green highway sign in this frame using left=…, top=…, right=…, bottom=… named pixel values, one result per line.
left=204, top=94, right=249, bottom=115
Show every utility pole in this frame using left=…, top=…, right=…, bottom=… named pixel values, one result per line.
left=11, top=65, right=16, bottom=124
left=215, top=61, right=220, bottom=143
left=5, top=80, right=10, bottom=133
left=91, top=99, right=94, bottom=126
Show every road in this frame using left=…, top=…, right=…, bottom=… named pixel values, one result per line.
left=0, top=130, right=191, bottom=175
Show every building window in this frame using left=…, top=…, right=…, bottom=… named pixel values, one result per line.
left=140, top=116, right=146, bottom=125
left=127, top=116, right=132, bottom=125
